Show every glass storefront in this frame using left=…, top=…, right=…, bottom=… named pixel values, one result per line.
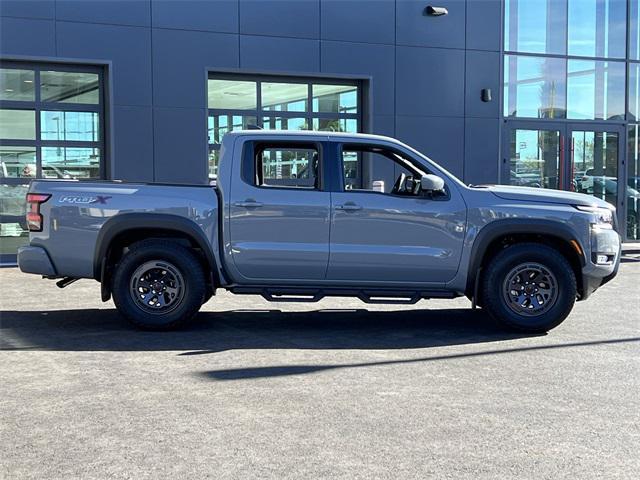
left=0, top=62, right=104, bottom=261
left=207, top=75, right=360, bottom=178
left=503, top=0, right=639, bottom=240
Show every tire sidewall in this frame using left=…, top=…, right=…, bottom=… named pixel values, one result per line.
left=483, top=244, right=576, bottom=332
left=112, top=241, right=205, bottom=329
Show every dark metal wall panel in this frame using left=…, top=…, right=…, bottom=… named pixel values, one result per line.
left=321, top=40, right=394, bottom=116
left=466, top=0, right=502, bottom=51
left=152, top=29, right=239, bottom=108
left=465, top=50, right=501, bottom=118
left=239, top=35, right=320, bottom=72
left=56, top=0, right=151, bottom=27
left=112, top=105, right=154, bottom=182
left=239, top=0, right=319, bottom=39
left=396, top=115, right=465, bottom=179
left=0, top=17, right=56, bottom=56
left=396, top=0, right=466, bottom=49
left=0, top=0, right=55, bottom=19
left=464, top=118, right=500, bottom=184
left=396, top=46, right=465, bottom=117
left=56, top=21, right=152, bottom=107
left=153, top=106, right=207, bottom=184
left=152, top=0, right=238, bottom=33
left=320, top=0, right=395, bottom=45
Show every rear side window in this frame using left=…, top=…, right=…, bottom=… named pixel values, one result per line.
left=255, top=144, right=319, bottom=189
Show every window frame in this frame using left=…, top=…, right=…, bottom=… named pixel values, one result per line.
left=0, top=60, right=106, bottom=183
left=242, top=140, right=325, bottom=192
left=336, top=142, right=450, bottom=200
left=208, top=73, right=362, bottom=179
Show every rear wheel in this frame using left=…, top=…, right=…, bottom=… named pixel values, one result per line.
left=481, top=243, right=577, bottom=333
left=111, top=240, right=206, bottom=330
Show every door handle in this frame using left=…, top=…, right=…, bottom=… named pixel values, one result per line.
left=234, top=200, right=263, bottom=208
left=335, top=203, right=362, bottom=211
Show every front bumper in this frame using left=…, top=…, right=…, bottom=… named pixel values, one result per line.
left=580, top=227, right=621, bottom=300
left=17, top=245, right=57, bottom=276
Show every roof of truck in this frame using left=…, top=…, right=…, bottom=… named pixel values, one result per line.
left=224, top=129, right=396, bottom=142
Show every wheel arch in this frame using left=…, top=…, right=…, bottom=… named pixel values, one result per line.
left=466, top=219, right=586, bottom=301
left=94, top=213, right=219, bottom=301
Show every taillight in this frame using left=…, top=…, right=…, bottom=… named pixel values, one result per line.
left=26, top=193, right=51, bottom=232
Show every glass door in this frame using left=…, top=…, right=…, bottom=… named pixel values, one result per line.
left=502, top=121, right=565, bottom=191
left=567, top=124, right=625, bottom=229
left=503, top=121, right=626, bottom=234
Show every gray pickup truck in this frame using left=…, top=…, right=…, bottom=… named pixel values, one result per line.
left=18, top=131, right=621, bottom=332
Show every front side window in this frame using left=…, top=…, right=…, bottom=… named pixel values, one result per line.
left=207, top=75, right=361, bottom=178
left=255, top=144, right=319, bottom=189
left=341, top=145, right=428, bottom=197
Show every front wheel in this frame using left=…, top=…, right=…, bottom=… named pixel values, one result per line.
left=481, top=243, right=577, bottom=333
left=111, top=240, right=206, bottom=330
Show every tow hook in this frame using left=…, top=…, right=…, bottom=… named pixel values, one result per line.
left=56, top=277, right=79, bottom=288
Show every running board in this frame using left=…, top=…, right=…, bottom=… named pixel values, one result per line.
left=229, top=286, right=457, bottom=304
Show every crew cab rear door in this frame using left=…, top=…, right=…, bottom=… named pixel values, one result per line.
left=227, top=139, right=330, bottom=281
left=327, top=141, right=466, bottom=284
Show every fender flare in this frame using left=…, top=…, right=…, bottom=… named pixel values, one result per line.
left=465, top=218, right=585, bottom=296
left=93, top=213, right=217, bottom=281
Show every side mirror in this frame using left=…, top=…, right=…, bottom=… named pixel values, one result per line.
left=421, top=174, right=445, bottom=194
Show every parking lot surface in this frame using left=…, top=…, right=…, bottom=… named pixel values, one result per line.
left=1, top=259, right=639, bottom=479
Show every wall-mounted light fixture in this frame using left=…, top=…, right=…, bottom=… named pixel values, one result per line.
left=481, top=88, right=492, bottom=102
left=425, top=5, right=448, bottom=16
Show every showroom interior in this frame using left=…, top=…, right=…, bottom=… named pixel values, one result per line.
left=1, top=0, right=640, bottom=264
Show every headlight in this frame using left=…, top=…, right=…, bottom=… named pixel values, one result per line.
left=575, top=205, right=614, bottom=229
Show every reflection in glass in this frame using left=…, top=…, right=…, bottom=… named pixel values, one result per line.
left=208, top=79, right=257, bottom=110
left=41, top=111, right=99, bottom=142
left=0, top=68, right=35, bottom=101
left=208, top=149, right=220, bottom=179
left=0, top=184, right=29, bottom=256
left=41, top=71, right=99, bottom=104
left=312, top=85, right=358, bottom=113
left=262, top=116, right=308, bottom=131
left=629, top=64, right=640, bottom=121
left=568, top=0, right=626, bottom=58
left=572, top=131, right=618, bottom=209
left=627, top=125, right=640, bottom=239
left=631, top=0, right=640, bottom=60
left=207, top=115, right=257, bottom=144
left=312, top=118, right=358, bottom=132
left=0, top=109, right=36, bottom=140
left=0, top=146, right=36, bottom=178
left=262, top=83, right=307, bottom=112
left=509, top=129, right=561, bottom=189
left=504, top=0, right=567, bottom=55
left=503, top=55, right=566, bottom=118
left=567, top=60, right=625, bottom=120
left=259, top=147, right=317, bottom=188
left=41, top=147, right=100, bottom=179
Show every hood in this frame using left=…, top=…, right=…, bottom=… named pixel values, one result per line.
left=479, top=185, right=612, bottom=209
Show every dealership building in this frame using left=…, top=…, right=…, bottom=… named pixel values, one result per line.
left=1, top=0, right=640, bottom=261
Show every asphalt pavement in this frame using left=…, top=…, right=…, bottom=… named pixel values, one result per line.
left=1, top=258, right=639, bottom=479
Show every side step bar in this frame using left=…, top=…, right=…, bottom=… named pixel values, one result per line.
left=229, top=286, right=458, bottom=305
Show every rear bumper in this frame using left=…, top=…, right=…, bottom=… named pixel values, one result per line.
left=580, top=228, right=621, bottom=300
left=17, top=245, right=57, bottom=276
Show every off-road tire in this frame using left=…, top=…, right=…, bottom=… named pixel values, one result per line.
left=111, top=240, right=206, bottom=330
left=481, top=243, right=577, bottom=333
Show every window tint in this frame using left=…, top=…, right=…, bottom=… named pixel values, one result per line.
left=256, top=145, right=319, bottom=189
left=341, top=145, right=426, bottom=196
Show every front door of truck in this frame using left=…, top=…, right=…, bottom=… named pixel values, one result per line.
left=326, top=142, right=467, bottom=284
left=228, top=140, right=331, bottom=281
